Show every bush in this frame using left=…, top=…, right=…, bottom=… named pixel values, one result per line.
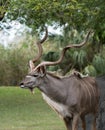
left=0, top=34, right=105, bottom=86
left=0, top=36, right=37, bottom=86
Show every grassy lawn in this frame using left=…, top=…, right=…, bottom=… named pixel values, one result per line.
left=0, top=87, right=65, bottom=130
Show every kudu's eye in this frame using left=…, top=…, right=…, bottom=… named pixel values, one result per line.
left=33, top=74, right=38, bottom=77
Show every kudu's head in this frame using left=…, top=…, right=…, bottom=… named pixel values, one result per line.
left=20, top=28, right=48, bottom=93
left=20, top=29, right=91, bottom=93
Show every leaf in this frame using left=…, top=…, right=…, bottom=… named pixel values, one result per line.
left=92, top=54, right=105, bottom=75
left=84, top=65, right=97, bottom=76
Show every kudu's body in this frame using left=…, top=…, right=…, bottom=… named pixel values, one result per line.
left=21, top=71, right=99, bottom=130
left=20, top=29, right=99, bottom=130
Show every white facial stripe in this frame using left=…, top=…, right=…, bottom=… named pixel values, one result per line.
left=26, top=75, right=33, bottom=78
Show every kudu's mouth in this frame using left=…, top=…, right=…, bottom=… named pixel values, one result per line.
left=20, top=82, right=35, bottom=94
left=28, top=87, right=34, bottom=94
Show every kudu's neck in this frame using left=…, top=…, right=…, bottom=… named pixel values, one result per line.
left=38, top=73, right=67, bottom=103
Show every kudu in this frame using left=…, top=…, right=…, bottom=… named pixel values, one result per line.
left=20, top=29, right=99, bottom=130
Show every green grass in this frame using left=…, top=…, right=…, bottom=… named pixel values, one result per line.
left=0, top=87, right=65, bottom=130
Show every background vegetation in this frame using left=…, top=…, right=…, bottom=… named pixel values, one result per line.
left=0, top=33, right=105, bottom=86
left=0, top=0, right=105, bottom=86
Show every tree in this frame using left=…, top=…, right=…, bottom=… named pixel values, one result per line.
left=1, top=0, right=105, bottom=75
left=7, top=1, right=105, bottom=30
left=6, top=0, right=105, bottom=51
left=1, top=0, right=105, bottom=46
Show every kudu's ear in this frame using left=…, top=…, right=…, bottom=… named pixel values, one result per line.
left=37, top=66, right=46, bottom=77
left=29, top=60, right=35, bottom=71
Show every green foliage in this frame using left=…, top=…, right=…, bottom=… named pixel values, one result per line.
left=73, top=50, right=87, bottom=69
left=43, top=51, right=59, bottom=62
left=0, top=35, right=40, bottom=85
left=0, top=45, right=27, bottom=85
left=7, top=0, right=105, bottom=31
left=1, top=0, right=105, bottom=61
left=92, top=54, right=105, bottom=75
left=0, top=0, right=10, bottom=20
left=84, top=65, right=97, bottom=76
left=0, top=29, right=105, bottom=85
left=1, top=0, right=105, bottom=51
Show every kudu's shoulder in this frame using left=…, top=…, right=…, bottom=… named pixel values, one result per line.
left=68, top=72, right=97, bottom=86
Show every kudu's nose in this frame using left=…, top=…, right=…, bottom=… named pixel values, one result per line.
left=19, top=82, right=24, bottom=88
